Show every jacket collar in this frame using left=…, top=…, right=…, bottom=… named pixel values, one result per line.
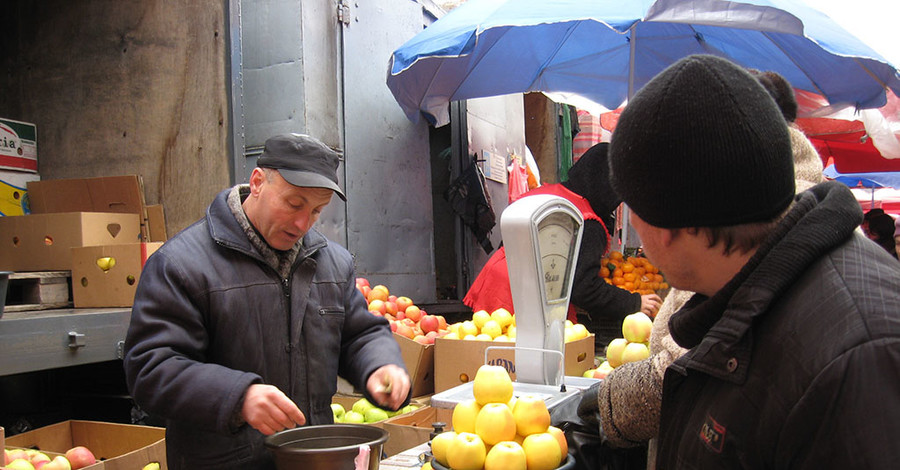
left=669, top=182, right=863, bottom=383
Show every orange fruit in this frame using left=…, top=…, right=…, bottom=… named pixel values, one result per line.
left=612, top=276, right=625, bottom=286
left=599, top=267, right=610, bottom=278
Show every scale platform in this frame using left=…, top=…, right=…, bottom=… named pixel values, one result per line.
left=431, top=376, right=600, bottom=424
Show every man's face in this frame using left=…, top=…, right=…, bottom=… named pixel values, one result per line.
left=629, top=211, right=693, bottom=293
left=246, top=168, right=334, bottom=251
left=895, top=235, right=900, bottom=262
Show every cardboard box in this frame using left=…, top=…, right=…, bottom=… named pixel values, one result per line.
left=4, top=420, right=166, bottom=470
left=146, top=204, right=168, bottom=242
left=394, top=333, right=435, bottom=397
left=383, top=405, right=451, bottom=454
left=433, top=335, right=595, bottom=393
left=0, top=212, right=142, bottom=271
left=0, top=118, right=37, bottom=173
left=71, top=242, right=163, bottom=307
left=0, top=178, right=29, bottom=216
left=27, top=175, right=162, bottom=242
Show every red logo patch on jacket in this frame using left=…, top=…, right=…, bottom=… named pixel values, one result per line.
left=699, top=414, right=726, bottom=453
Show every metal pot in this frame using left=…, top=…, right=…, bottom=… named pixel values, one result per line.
left=264, top=424, right=388, bottom=470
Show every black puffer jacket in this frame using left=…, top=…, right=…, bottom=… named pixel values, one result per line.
left=657, top=182, right=900, bottom=468
left=124, top=188, right=405, bottom=470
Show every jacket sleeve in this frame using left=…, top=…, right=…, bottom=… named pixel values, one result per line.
left=570, top=221, right=641, bottom=323
left=597, top=357, right=663, bottom=448
left=123, top=247, right=262, bottom=434
left=336, top=265, right=411, bottom=410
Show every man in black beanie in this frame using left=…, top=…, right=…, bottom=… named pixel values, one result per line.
left=604, top=55, right=900, bottom=467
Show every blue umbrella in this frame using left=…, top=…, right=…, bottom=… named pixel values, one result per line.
left=823, top=163, right=900, bottom=189
left=388, top=0, right=900, bottom=126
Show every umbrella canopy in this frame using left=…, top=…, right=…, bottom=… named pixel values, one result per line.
left=823, top=163, right=900, bottom=189
left=388, top=0, right=900, bottom=127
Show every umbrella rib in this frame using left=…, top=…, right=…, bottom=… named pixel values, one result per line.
left=759, top=31, right=828, bottom=99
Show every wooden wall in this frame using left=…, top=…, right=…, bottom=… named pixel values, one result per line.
left=1, top=0, right=230, bottom=235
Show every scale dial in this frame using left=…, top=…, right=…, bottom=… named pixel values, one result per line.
left=537, top=212, right=579, bottom=301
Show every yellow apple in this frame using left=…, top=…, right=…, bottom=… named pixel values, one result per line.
left=512, top=394, right=551, bottom=436
left=484, top=441, right=527, bottom=470
left=475, top=333, right=494, bottom=341
left=621, top=342, right=650, bottom=364
left=490, top=308, right=514, bottom=330
left=522, top=432, right=562, bottom=470
left=547, top=426, right=568, bottom=464
left=460, top=320, right=480, bottom=337
left=622, top=312, right=653, bottom=343
left=6, top=459, right=36, bottom=470
left=431, top=431, right=458, bottom=467
left=443, top=331, right=461, bottom=340
left=42, top=456, right=72, bottom=470
left=481, top=319, right=503, bottom=339
left=472, top=309, right=492, bottom=330
left=473, top=364, right=514, bottom=405
left=452, top=399, right=483, bottom=433
left=495, top=334, right=512, bottom=342
left=571, top=323, right=590, bottom=341
left=141, top=463, right=161, bottom=470
left=583, top=368, right=597, bottom=378
left=593, top=361, right=614, bottom=379
left=95, top=256, right=116, bottom=271
left=448, top=432, right=487, bottom=470
left=475, top=403, right=517, bottom=445
left=507, top=325, right=517, bottom=338
left=606, top=337, right=629, bottom=368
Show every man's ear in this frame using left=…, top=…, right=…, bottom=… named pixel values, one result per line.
left=248, top=167, right=266, bottom=195
left=660, top=227, right=677, bottom=248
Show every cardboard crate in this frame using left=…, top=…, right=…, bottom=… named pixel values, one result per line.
left=27, top=175, right=166, bottom=242
left=4, top=420, right=166, bottom=470
left=71, top=242, right=163, bottom=307
left=383, top=405, right=451, bottom=454
left=0, top=118, right=37, bottom=173
left=394, top=333, right=435, bottom=397
left=433, top=335, right=595, bottom=393
left=0, top=212, right=142, bottom=271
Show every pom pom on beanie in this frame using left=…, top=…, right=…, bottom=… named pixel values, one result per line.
left=609, top=55, right=795, bottom=228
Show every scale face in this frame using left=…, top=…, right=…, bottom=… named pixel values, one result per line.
left=501, top=195, right=584, bottom=385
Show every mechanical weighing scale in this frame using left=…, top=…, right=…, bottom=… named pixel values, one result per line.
left=432, top=194, right=600, bottom=419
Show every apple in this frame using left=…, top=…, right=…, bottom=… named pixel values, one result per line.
left=367, top=288, right=389, bottom=303
left=512, top=394, right=551, bottom=436
left=606, top=338, right=629, bottom=368
left=28, top=452, right=51, bottom=468
left=451, top=398, right=483, bottom=433
left=331, top=403, right=346, bottom=421
left=419, top=314, right=440, bottom=334
left=95, top=256, right=116, bottom=271
left=367, top=299, right=387, bottom=314
left=353, top=397, right=376, bottom=415
left=448, top=432, right=487, bottom=470
left=594, top=361, right=614, bottom=379
left=430, top=431, right=457, bottom=467
left=413, top=334, right=432, bottom=345
left=7, top=450, right=29, bottom=464
left=425, top=331, right=440, bottom=343
left=343, top=410, right=365, bottom=423
left=621, top=342, right=650, bottom=364
left=436, top=315, right=448, bottom=330
left=364, top=407, right=390, bottom=423
left=522, top=432, right=562, bottom=470
left=389, top=321, right=398, bottom=332
left=490, top=308, right=513, bottom=330
left=459, top=320, right=479, bottom=337
left=571, top=323, right=590, bottom=341
left=475, top=333, right=493, bottom=341
left=141, top=463, right=161, bottom=470
left=506, top=325, right=517, bottom=338
left=473, top=365, right=514, bottom=406
left=547, top=426, right=568, bottom=462
left=484, top=440, right=527, bottom=470
left=480, top=319, right=503, bottom=339
left=472, top=310, right=491, bottom=330
left=65, top=446, right=96, bottom=470
left=395, top=296, right=414, bottom=313
left=372, top=284, right=390, bottom=297
left=4, top=448, right=11, bottom=465
left=405, top=305, right=423, bottom=322
left=6, top=458, right=36, bottom=470
left=622, top=312, right=653, bottom=343
left=475, top=403, right=517, bottom=445
left=356, top=277, right=370, bottom=288
left=360, top=285, right=372, bottom=300
left=388, top=294, right=397, bottom=303
left=384, top=301, right=398, bottom=315
left=41, top=456, right=72, bottom=470
left=395, top=322, right=416, bottom=339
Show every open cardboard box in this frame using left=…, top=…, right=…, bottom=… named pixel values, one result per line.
left=0, top=212, right=142, bottom=271
left=383, top=405, right=451, bottom=454
left=27, top=175, right=167, bottom=242
left=433, top=335, right=595, bottom=393
left=4, top=420, right=166, bottom=470
left=393, top=333, right=435, bottom=397
left=71, top=242, right=163, bottom=307
left=331, top=394, right=427, bottom=457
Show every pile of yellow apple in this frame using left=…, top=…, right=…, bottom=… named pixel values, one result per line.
left=4, top=445, right=97, bottom=470
left=583, top=311, right=654, bottom=380
left=357, top=277, right=451, bottom=345
left=430, top=365, right=568, bottom=470
left=443, top=308, right=590, bottom=344
left=331, top=398, right=420, bottom=424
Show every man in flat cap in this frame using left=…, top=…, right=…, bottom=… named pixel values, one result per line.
left=125, top=134, right=411, bottom=469
left=597, top=55, right=900, bottom=467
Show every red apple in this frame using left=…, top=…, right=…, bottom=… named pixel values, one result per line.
left=414, top=334, right=431, bottom=345
left=426, top=331, right=439, bottom=342
left=405, top=305, right=423, bottom=322
left=368, top=310, right=383, bottom=317
left=395, top=296, right=414, bottom=313
left=65, top=446, right=96, bottom=470
left=389, top=321, right=398, bottom=332
left=384, top=301, right=398, bottom=316
left=420, top=314, right=440, bottom=334
left=395, top=310, right=406, bottom=321
left=436, top=315, right=448, bottom=330
left=356, top=277, right=370, bottom=288
left=368, top=299, right=387, bottom=314
left=388, top=295, right=397, bottom=303
left=396, top=322, right=416, bottom=339
left=360, top=285, right=372, bottom=300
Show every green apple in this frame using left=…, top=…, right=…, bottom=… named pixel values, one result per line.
left=352, top=398, right=376, bottom=416
left=343, top=410, right=365, bottom=423
left=331, top=403, right=346, bottom=422
left=364, top=407, right=390, bottom=423
left=401, top=404, right=419, bottom=414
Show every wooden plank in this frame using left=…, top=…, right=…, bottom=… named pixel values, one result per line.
left=5, top=271, right=73, bottom=312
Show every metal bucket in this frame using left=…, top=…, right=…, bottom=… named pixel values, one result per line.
left=264, top=424, right=388, bottom=470
left=0, top=271, right=10, bottom=318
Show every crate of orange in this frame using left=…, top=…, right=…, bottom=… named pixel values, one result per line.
left=599, top=251, right=669, bottom=302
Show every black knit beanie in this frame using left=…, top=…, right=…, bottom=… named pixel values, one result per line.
left=608, top=55, right=795, bottom=228
left=563, top=142, right=621, bottom=216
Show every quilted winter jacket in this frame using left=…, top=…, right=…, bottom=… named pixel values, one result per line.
left=123, top=188, right=406, bottom=470
left=657, top=182, right=900, bottom=468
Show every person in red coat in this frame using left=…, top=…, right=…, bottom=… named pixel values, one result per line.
left=463, top=143, right=661, bottom=345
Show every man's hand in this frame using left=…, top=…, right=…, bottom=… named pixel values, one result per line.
left=367, top=364, right=411, bottom=410
left=241, top=384, right=306, bottom=435
left=640, top=293, right=663, bottom=317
